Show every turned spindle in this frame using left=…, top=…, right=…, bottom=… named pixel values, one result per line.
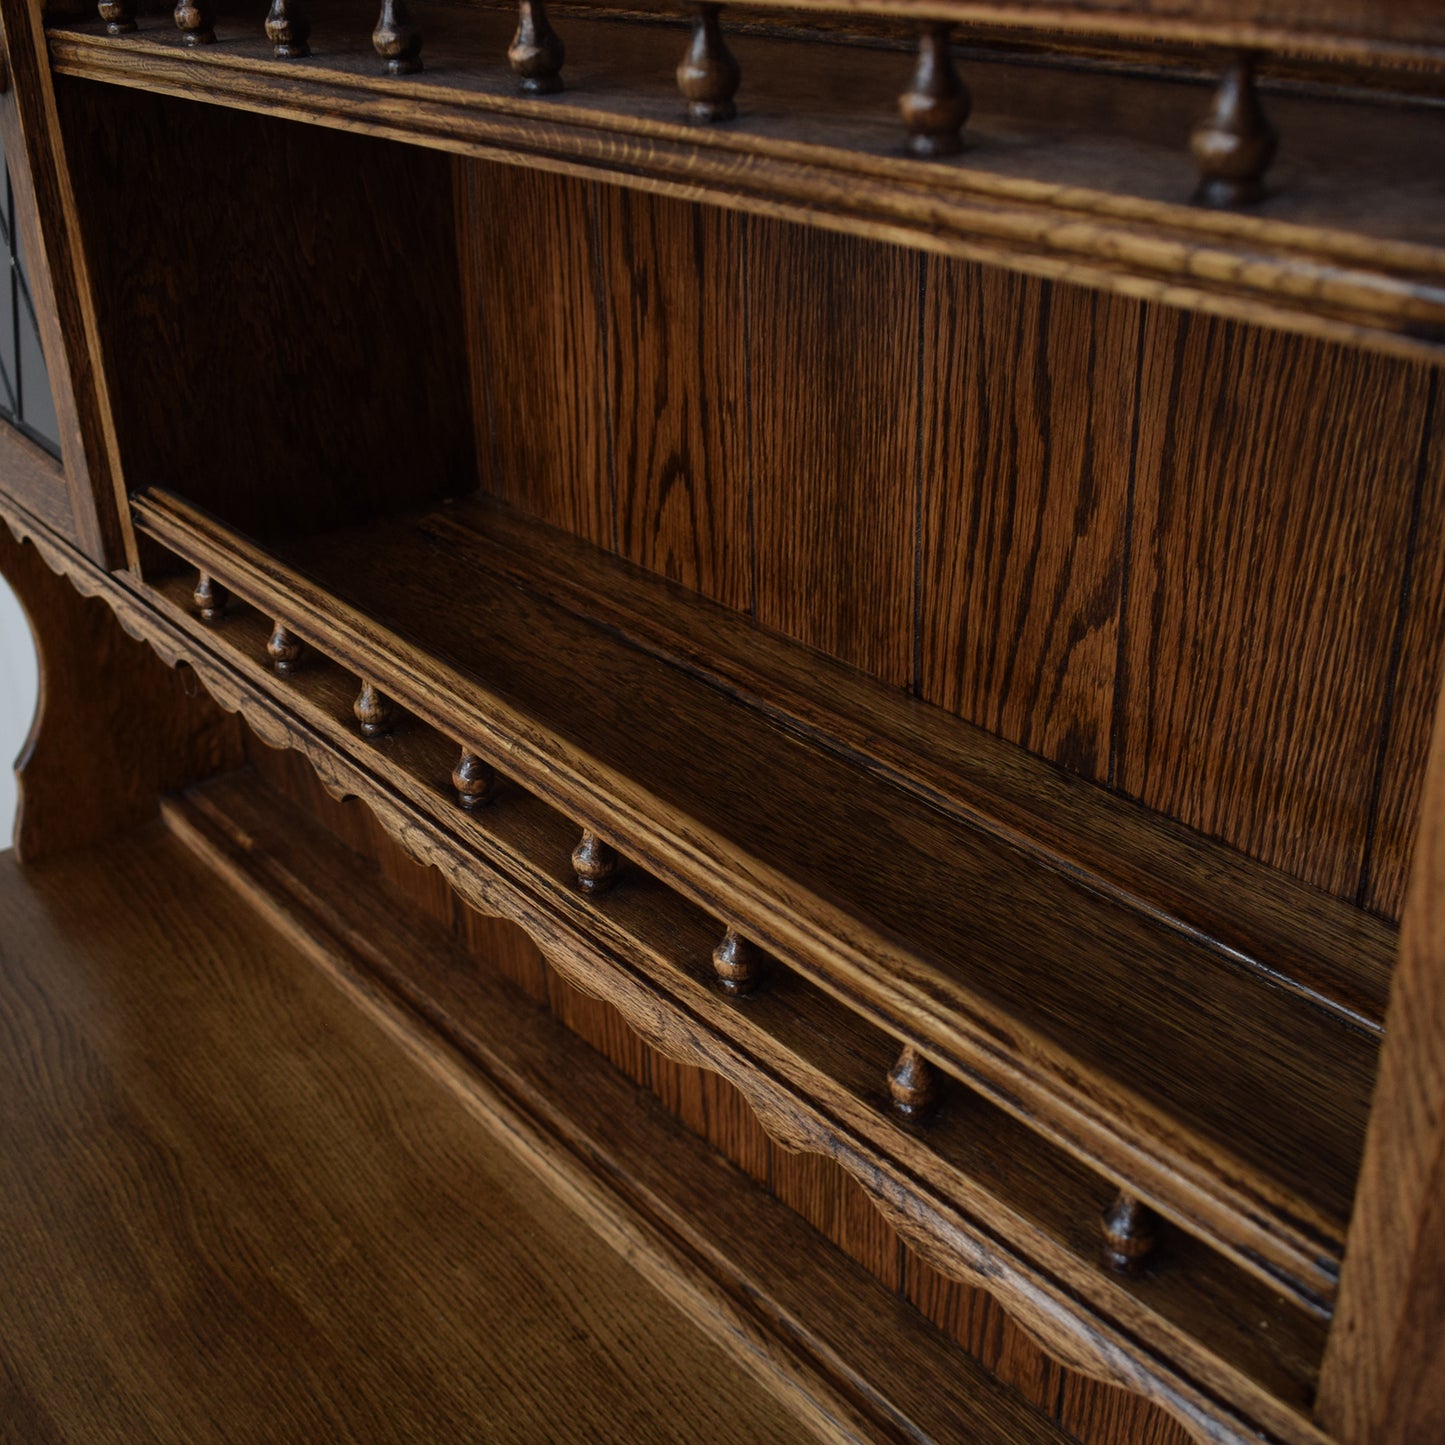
left=265, top=0, right=310, bottom=58
left=192, top=572, right=227, bottom=623
left=373, top=0, right=422, bottom=75
left=677, top=4, right=739, bottom=124
left=174, top=0, right=216, bottom=46
left=354, top=680, right=396, bottom=739
left=509, top=0, right=564, bottom=95
left=266, top=621, right=304, bottom=675
left=572, top=829, right=619, bottom=894
left=887, top=1044, right=939, bottom=1120
left=1102, top=1191, right=1159, bottom=1275
left=452, top=749, right=499, bottom=810
left=97, top=0, right=136, bottom=36
left=712, top=927, right=765, bottom=997
left=1190, top=54, right=1276, bottom=208
left=899, top=22, right=969, bottom=159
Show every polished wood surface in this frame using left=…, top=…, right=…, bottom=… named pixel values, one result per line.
left=458, top=172, right=1443, bottom=925
left=132, top=483, right=1379, bottom=1322
left=2, top=487, right=1331, bottom=1445
left=8, top=0, right=1445, bottom=1432
left=0, top=814, right=854, bottom=1442
left=45, top=3, right=1445, bottom=363
left=0, top=515, right=242, bottom=864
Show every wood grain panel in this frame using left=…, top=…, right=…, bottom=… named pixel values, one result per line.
left=747, top=219, right=920, bottom=687
left=1363, top=378, right=1444, bottom=919
left=919, top=262, right=1140, bottom=779
left=458, top=160, right=612, bottom=549
left=244, top=711, right=1246, bottom=1445
left=58, top=82, right=474, bottom=543
left=599, top=189, right=750, bottom=612
left=1119, top=309, right=1432, bottom=900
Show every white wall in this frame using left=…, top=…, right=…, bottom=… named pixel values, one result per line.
left=0, top=576, right=38, bottom=849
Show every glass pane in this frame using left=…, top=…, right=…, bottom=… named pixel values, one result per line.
left=0, top=153, right=60, bottom=457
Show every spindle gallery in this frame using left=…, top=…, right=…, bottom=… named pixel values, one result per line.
left=9, top=1, right=1445, bottom=1440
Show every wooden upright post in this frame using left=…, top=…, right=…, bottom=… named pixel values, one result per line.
left=1317, top=672, right=1445, bottom=1441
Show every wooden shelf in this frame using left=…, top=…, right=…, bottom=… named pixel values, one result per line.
left=0, top=771, right=1077, bottom=1443
left=131, top=485, right=1384, bottom=1328
left=48, top=3, right=1445, bottom=363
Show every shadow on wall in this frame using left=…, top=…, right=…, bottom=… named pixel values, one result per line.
left=0, top=574, right=38, bottom=847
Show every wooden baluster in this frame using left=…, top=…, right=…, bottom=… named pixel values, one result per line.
left=509, top=0, right=564, bottom=95
left=676, top=4, right=739, bottom=124
left=354, top=679, right=396, bottom=738
left=452, top=748, right=499, bottom=810
left=887, top=1043, right=939, bottom=1120
left=97, top=0, right=136, bottom=36
left=373, top=0, right=422, bottom=75
left=266, top=621, right=304, bottom=675
left=174, top=0, right=216, bottom=46
left=898, top=22, right=969, bottom=158
left=192, top=572, right=227, bottom=623
left=265, top=0, right=311, bottom=59
left=572, top=829, right=618, bottom=894
left=712, top=927, right=765, bottom=996
left=1190, top=54, right=1276, bottom=207
left=1102, top=1190, right=1158, bottom=1274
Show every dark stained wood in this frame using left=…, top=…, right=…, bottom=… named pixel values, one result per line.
left=1102, top=1192, right=1159, bottom=1276
left=919, top=263, right=1139, bottom=779
left=1190, top=53, right=1276, bottom=207
left=192, top=570, right=227, bottom=623
left=264, top=0, right=310, bottom=59
left=173, top=0, right=213, bottom=45
left=0, top=513, right=243, bottom=863
left=452, top=747, right=500, bottom=810
left=748, top=220, right=919, bottom=685
left=372, top=0, right=420, bottom=74
left=1120, top=309, right=1433, bottom=902
left=0, top=0, right=131, bottom=563
left=96, top=0, right=133, bottom=35
left=0, top=820, right=862, bottom=1444
left=712, top=925, right=765, bottom=996
left=596, top=189, right=750, bottom=611
left=352, top=678, right=396, bottom=739
left=1362, top=388, right=1445, bottom=917
left=1317, top=671, right=1445, bottom=1442
left=509, top=0, right=564, bottom=93
left=16, top=506, right=1326, bottom=1445
left=45, top=3, right=1445, bottom=366
left=164, top=769, right=1085, bottom=1445
left=266, top=620, right=304, bottom=674
left=676, top=4, right=740, bottom=124
left=422, top=490, right=1397, bottom=1028
left=133, top=487, right=1378, bottom=1331
left=887, top=1042, right=940, bottom=1120
left=55, top=81, right=474, bottom=544
left=571, top=828, right=620, bottom=894
left=457, top=161, right=612, bottom=547
left=898, top=22, right=969, bottom=157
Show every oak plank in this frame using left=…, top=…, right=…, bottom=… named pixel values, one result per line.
left=458, top=160, right=613, bottom=547
left=599, top=188, right=751, bottom=611
left=748, top=218, right=919, bottom=685
left=919, top=262, right=1140, bottom=778
left=0, top=825, right=814, bottom=1443
left=1119, top=309, right=1432, bottom=901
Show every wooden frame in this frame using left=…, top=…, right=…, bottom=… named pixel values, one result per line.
left=3, top=2, right=1445, bottom=1438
